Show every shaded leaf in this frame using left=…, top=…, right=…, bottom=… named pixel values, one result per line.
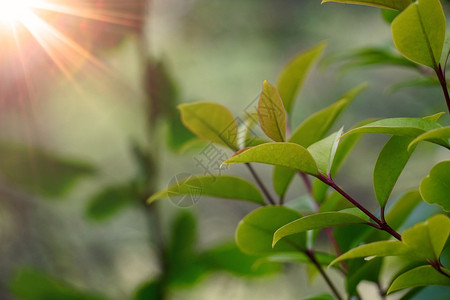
left=86, top=183, right=135, bottom=221
left=382, top=8, right=401, bottom=23
left=179, top=102, right=238, bottom=150
left=258, top=80, right=287, bottom=142
left=167, top=110, right=197, bottom=151
left=0, top=142, right=95, bottom=198
left=373, top=136, right=416, bottom=207
left=385, top=190, right=422, bottom=230
left=304, top=293, right=335, bottom=300
left=391, top=0, right=446, bottom=68
left=388, top=265, right=450, bottom=294
left=273, top=209, right=368, bottom=247
left=277, top=42, right=326, bottom=113
left=224, top=142, right=318, bottom=176
left=420, top=161, right=450, bottom=211
left=133, top=280, right=163, bottom=300
left=236, top=206, right=305, bottom=255
left=322, top=0, right=411, bottom=10
left=148, top=175, right=265, bottom=205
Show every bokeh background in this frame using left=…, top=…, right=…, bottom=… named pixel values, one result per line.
left=1, top=0, right=450, bottom=299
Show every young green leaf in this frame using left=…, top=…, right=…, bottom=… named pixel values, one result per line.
left=408, top=127, right=450, bottom=150
left=273, top=83, right=368, bottom=196
left=235, top=206, right=306, bottom=255
left=86, top=183, right=135, bottom=221
left=258, top=80, right=287, bottom=142
left=307, top=128, right=344, bottom=176
left=178, top=102, right=238, bottom=150
left=343, top=117, right=442, bottom=138
left=321, top=0, right=411, bottom=10
left=329, top=241, right=412, bottom=267
left=224, top=142, right=319, bottom=176
left=391, top=0, right=446, bottom=69
left=387, top=265, right=450, bottom=294
left=373, top=136, right=417, bottom=207
left=277, top=42, right=326, bottom=114
left=402, top=214, right=450, bottom=261
left=420, top=161, right=450, bottom=211
left=273, top=210, right=368, bottom=247
left=147, top=175, right=265, bottom=205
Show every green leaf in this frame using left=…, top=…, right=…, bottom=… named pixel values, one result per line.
left=420, top=161, right=450, bottom=211
left=258, top=80, right=287, bottom=142
left=168, top=211, right=197, bottom=265
left=86, top=183, right=135, bottom=221
left=10, top=268, right=106, bottom=300
left=167, top=110, right=197, bottom=151
left=304, top=293, right=335, bottom=300
left=382, top=8, right=401, bottom=23
left=147, top=175, right=265, bottom=205
left=133, top=280, right=163, bottom=300
left=388, top=265, right=450, bottom=294
left=402, top=214, right=450, bottom=261
left=385, top=190, right=422, bottom=230
left=307, top=128, right=344, bottom=176
left=0, top=142, right=95, bottom=198
left=273, top=210, right=368, bottom=247
left=343, top=117, right=442, bottom=138
left=408, top=127, right=450, bottom=150
left=236, top=206, right=305, bottom=255
left=388, top=76, right=440, bottom=94
left=254, top=252, right=336, bottom=267
left=273, top=83, right=367, bottom=196
left=224, top=142, right=318, bottom=176
left=321, top=0, right=411, bottom=10
left=391, top=0, right=446, bottom=68
left=329, top=240, right=412, bottom=267
left=277, top=42, right=326, bottom=114
left=178, top=102, right=238, bottom=150
left=201, top=242, right=280, bottom=277
left=373, top=136, right=416, bottom=207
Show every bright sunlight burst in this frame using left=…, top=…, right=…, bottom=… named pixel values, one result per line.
left=0, top=0, right=38, bottom=25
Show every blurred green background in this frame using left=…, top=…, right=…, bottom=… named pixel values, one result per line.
left=1, top=0, right=449, bottom=299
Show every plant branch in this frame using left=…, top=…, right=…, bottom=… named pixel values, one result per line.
left=245, top=163, right=276, bottom=205
left=305, top=249, right=343, bottom=300
left=435, top=64, right=450, bottom=114
left=319, top=174, right=402, bottom=241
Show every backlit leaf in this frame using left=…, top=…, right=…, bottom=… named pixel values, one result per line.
left=391, top=0, right=446, bottom=68
left=179, top=102, right=238, bottom=150
left=408, top=127, right=450, bottom=150
left=420, top=161, right=450, bottom=211
left=236, top=206, right=305, bottom=255
left=307, top=128, right=344, bottom=176
left=277, top=42, right=326, bottom=114
left=388, top=265, right=450, bottom=294
left=258, top=80, right=287, bottom=142
left=224, top=142, right=318, bottom=176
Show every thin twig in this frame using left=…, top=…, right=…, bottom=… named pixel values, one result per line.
left=435, top=64, right=450, bottom=114
left=245, top=163, right=276, bottom=205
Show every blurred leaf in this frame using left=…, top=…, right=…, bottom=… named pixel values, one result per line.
left=388, top=76, right=440, bottom=94
left=236, top=206, right=305, bottom=255
left=322, top=0, right=411, bottom=10
left=133, top=280, right=163, bottom=300
left=0, top=142, right=95, bottom=197
left=408, top=127, right=450, bottom=150
left=388, top=265, right=450, bottom=294
left=10, top=268, right=106, bottom=300
left=343, top=117, right=442, bottom=138
left=346, top=258, right=383, bottom=295
left=402, top=214, right=450, bottom=261
left=224, top=142, right=318, bottom=176
left=277, top=41, right=326, bottom=114
left=273, top=209, right=368, bottom=247
left=179, top=102, right=238, bottom=150
left=373, top=136, right=416, bottom=207
left=391, top=0, right=445, bottom=68
left=307, top=128, right=344, bottom=176
left=381, top=8, right=401, bottom=23
left=329, top=241, right=412, bottom=267
left=273, top=83, right=367, bottom=197
left=255, top=252, right=336, bottom=267
left=258, top=80, right=287, bottom=142
left=201, top=242, right=280, bottom=277
left=385, top=190, right=422, bottom=230
left=420, top=161, right=450, bottom=211
left=319, top=191, right=353, bottom=212
left=304, top=293, right=334, bottom=300
left=86, top=183, right=135, bottom=221
left=148, top=175, right=265, bottom=205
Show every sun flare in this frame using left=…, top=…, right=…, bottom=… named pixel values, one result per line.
left=0, top=0, right=38, bottom=25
